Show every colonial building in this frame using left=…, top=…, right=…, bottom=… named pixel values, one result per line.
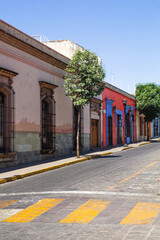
left=0, top=21, right=103, bottom=168
left=150, top=115, right=160, bottom=139
left=43, top=40, right=103, bottom=150
left=136, top=112, right=147, bottom=141
left=103, top=83, right=137, bottom=148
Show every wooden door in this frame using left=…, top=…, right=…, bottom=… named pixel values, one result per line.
left=91, top=119, right=98, bottom=148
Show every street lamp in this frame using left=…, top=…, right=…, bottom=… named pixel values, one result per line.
left=122, top=99, right=127, bottom=146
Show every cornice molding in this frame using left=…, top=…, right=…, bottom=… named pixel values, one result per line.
left=0, top=67, right=18, bottom=78
left=0, top=29, right=67, bottom=70
left=90, top=98, right=103, bottom=104
left=0, top=47, right=64, bottom=78
left=105, top=82, right=135, bottom=100
left=39, top=81, right=58, bottom=90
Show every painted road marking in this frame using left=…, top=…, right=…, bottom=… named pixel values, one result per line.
left=0, top=209, right=23, bottom=221
left=59, top=199, right=111, bottom=224
left=121, top=202, right=160, bottom=225
left=107, top=161, right=158, bottom=191
left=2, top=198, right=64, bottom=223
left=0, top=191, right=154, bottom=197
left=0, top=200, right=18, bottom=209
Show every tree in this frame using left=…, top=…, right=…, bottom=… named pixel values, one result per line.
left=64, top=49, right=105, bottom=157
left=136, top=83, right=160, bottom=140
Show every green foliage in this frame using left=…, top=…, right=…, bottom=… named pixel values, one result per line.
left=64, top=49, right=105, bottom=106
left=136, top=83, right=160, bottom=122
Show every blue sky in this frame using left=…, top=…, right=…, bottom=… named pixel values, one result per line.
left=1, top=0, right=160, bottom=94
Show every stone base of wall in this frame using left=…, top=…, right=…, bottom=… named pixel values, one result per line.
left=15, top=132, right=40, bottom=152
left=0, top=133, right=91, bottom=169
left=138, top=135, right=147, bottom=142
left=0, top=150, right=56, bottom=169
left=54, top=133, right=73, bottom=156
left=83, top=134, right=90, bottom=152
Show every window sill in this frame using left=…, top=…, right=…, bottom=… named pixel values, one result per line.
left=40, top=150, right=55, bottom=155
left=0, top=152, right=16, bottom=160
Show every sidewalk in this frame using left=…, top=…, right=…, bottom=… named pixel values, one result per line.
left=0, top=141, right=152, bottom=185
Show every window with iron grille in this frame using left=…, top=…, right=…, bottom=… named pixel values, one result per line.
left=0, top=85, right=15, bottom=154
left=108, top=116, right=112, bottom=146
left=41, top=97, right=55, bottom=152
left=39, top=81, right=57, bottom=154
left=0, top=68, right=17, bottom=155
left=0, top=93, right=4, bottom=152
left=140, top=116, right=143, bottom=136
left=126, top=113, right=130, bottom=137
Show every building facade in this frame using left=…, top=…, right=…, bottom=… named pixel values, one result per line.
left=103, top=83, right=137, bottom=148
left=136, top=111, right=148, bottom=142
left=150, top=115, right=160, bottom=139
left=43, top=40, right=103, bottom=150
left=0, top=22, right=103, bottom=168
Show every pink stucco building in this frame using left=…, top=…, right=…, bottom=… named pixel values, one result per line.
left=0, top=21, right=103, bottom=168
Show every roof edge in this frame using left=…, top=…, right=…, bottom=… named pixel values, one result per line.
left=0, top=19, right=69, bottom=64
left=105, top=82, right=135, bottom=100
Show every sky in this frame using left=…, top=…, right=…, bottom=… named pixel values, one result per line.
left=1, top=0, right=160, bottom=94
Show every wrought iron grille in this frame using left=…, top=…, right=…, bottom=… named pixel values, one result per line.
left=0, top=85, right=15, bottom=153
left=126, top=113, right=130, bottom=137
left=140, top=116, right=143, bottom=136
left=41, top=97, right=56, bottom=152
left=108, top=116, right=112, bottom=146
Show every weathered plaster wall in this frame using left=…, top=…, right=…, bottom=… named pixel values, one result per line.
left=0, top=32, right=104, bottom=168
left=43, top=40, right=84, bottom=60
left=43, top=40, right=102, bottom=69
left=54, top=85, right=73, bottom=134
left=0, top=40, right=74, bottom=167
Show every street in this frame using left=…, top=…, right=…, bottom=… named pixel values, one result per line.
left=0, top=141, right=160, bottom=240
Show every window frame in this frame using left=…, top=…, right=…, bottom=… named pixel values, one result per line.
left=39, top=81, right=57, bottom=155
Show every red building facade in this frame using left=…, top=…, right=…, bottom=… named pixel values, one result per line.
left=103, top=83, right=137, bottom=148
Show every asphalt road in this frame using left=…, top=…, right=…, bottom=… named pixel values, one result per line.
left=1, top=141, right=160, bottom=240
left=0, top=141, right=160, bottom=194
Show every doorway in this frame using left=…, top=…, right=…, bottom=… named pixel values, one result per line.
left=91, top=119, right=98, bottom=148
left=107, top=116, right=112, bottom=146
left=117, top=114, right=122, bottom=144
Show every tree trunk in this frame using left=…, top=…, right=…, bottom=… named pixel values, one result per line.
left=147, top=121, right=149, bottom=141
left=76, top=107, right=80, bottom=158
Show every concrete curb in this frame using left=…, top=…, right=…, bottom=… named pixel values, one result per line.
left=121, top=146, right=133, bottom=151
left=0, top=152, right=113, bottom=185
left=0, top=141, right=152, bottom=185
left=138, top=141, right=151, bottom=147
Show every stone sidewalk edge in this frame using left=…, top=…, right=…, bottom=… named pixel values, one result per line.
left=0, top=142, right=151, bottom=185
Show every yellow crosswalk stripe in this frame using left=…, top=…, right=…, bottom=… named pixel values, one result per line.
left=0, top=200, right=18, bottom=209
left=2, top=198, right=64, bottom=223
left=121, top=202, right=160, bottom=225
left=59, top=199, right=111, bottom=224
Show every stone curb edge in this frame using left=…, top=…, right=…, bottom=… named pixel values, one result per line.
left=138, top=141, right=151, bottom=147
left=0, top=152, right=113, bottom=185
left=0, top=141, right=152, bottom=185
left=121, top=146, right=133, bottom=151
